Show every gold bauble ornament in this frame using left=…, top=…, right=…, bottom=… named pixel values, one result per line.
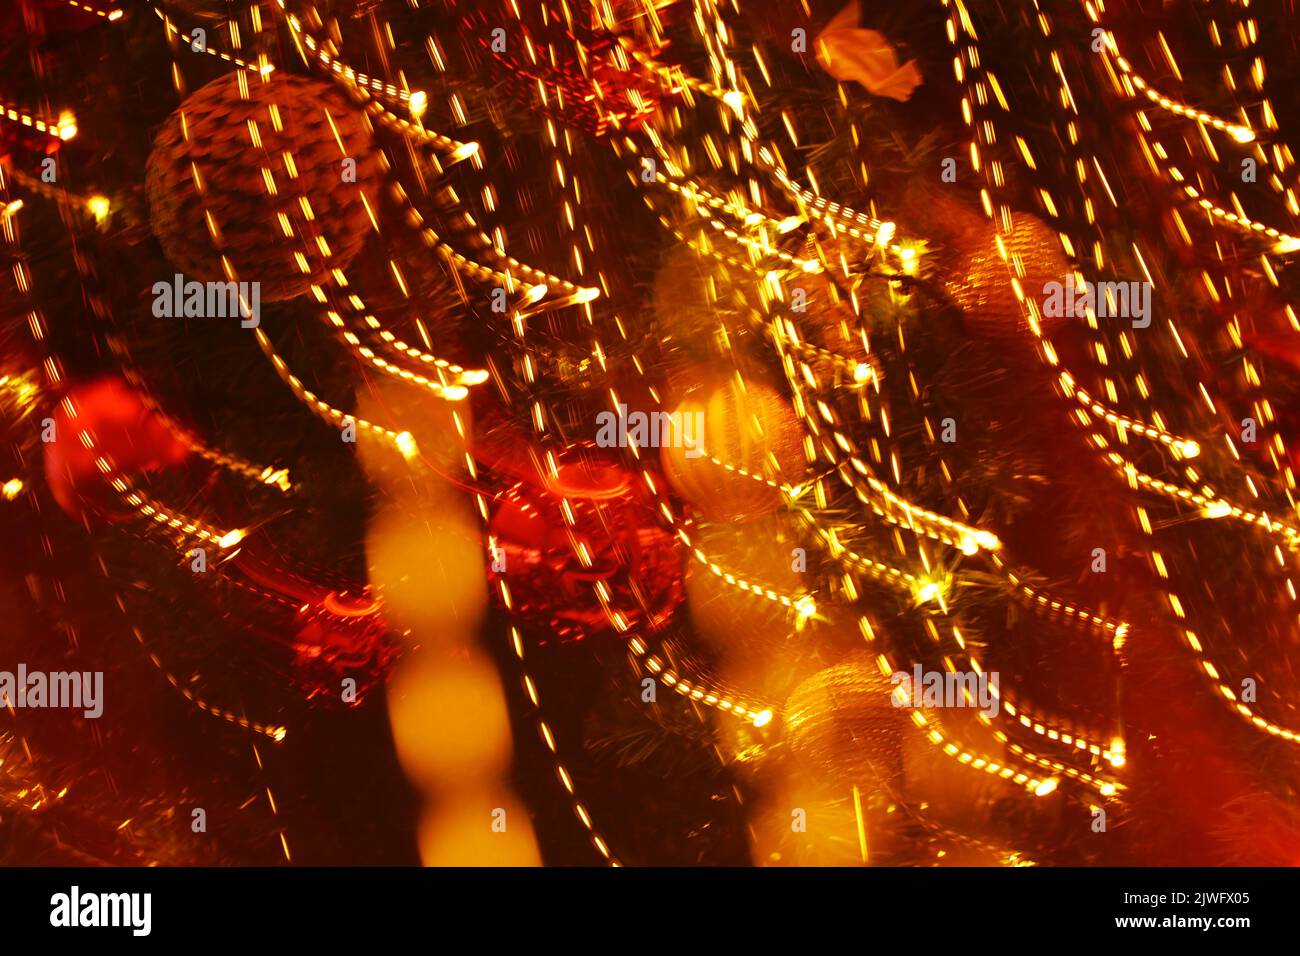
left=942, top=210, right=1071, bottom=341
left=783, top=653, right=911, bottom=790
left=660, top=378, right=804, bottom=521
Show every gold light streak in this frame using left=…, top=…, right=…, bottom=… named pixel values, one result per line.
left=278, top=9, right=423, bottom=112
left=678, top=523, right=818, bottom=615
left=962, top=650, right=1123, bottom=770
left=792, top=507, right=924, bottom=592
left=130, top=624, right=286, bottom=741
left=339, top=296, right=489, bottom=386
left=1139, top=134, right=1299, bottom=246
left=1008, top=741, right=1118, bottom=796
left=631, top=640, right=773, bottom=725
left=59, top=0, right=123, bottom=20
left=0, top=166, right=112, bottom=225
left=774, top=318, right=1004, bottom=554
left=275, top=4, right=473, bottom=157
left=387, top=176, right=600, bottom=304
left=511, top=629, right=620, bottom=863
left=1082, top=3, right=1256, bottom=143
left=1062, top=374, right=1200, bottom=459
left=151, top=7, right=273, bottom=75
left=107, top=476, right=244, bottom=549
left=642, top=136, right=897, bottom=252
left=0, top=100, right=77, bottom=140
left=318, top=303, right=471, bottom=399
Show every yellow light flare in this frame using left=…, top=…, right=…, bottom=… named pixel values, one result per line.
left=913, top=577, right=947, bottom=605
left=56, top=112, right=78, bottom=140
left=1107, top=738, right=1127, bottom=768
left=86, top=195, right=110, bottom=223
left=395, top=431, right=419, bottom=459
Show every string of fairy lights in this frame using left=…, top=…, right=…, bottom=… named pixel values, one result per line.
left=1063, top=1, right=1300, bottom=737
left=783, top=42, right=1132, bottom=764
left=0, top=0, right=1149, bottom=858
left=647, top=0, right=1128, bottom=793
left=1210, top=0, right=1300, bottom=656
left=958, top=0, right=1300, bottom=746
left=289, top=0, right=1102, bottom=811
left=676, top=5, right=1123, bottom=801
left=1136, top=0, right=1300, bottom=727
left=617, top=0, right=1080, bottom=798
left=7, top=0, right=1300, bottom=860
left=3, top=118, right=286, bottom=871
left=608, top=1, right=1076, bottom=822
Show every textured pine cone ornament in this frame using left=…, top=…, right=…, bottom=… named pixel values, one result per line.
left=146, top=73, right=384, bottom=302
left=783, top=653, right=911, bottom=790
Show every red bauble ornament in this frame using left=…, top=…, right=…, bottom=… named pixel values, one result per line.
left=42, top=376, right=190, bottom=522
left=235, top=548, right=398, bottom=706
left=292, top=598, right=395, bottom=707
left=487, top=469, right=684, bottom=640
